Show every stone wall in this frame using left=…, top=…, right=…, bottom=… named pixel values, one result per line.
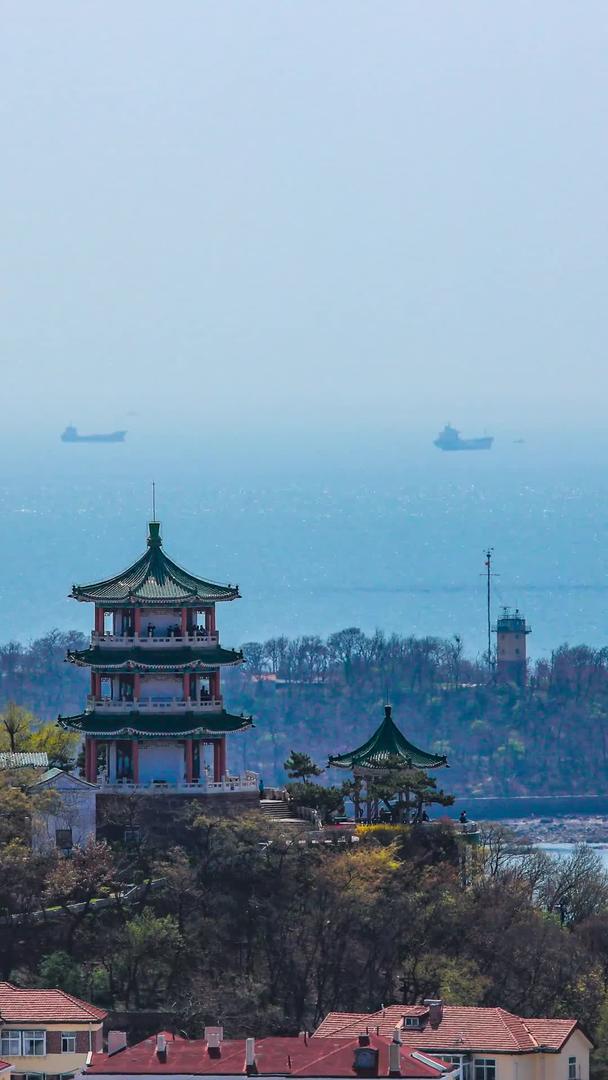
left=96, top=791, right=260, bottom=846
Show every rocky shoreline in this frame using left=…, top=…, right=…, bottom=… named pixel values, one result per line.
left=501, top=815, right=608, bottom=845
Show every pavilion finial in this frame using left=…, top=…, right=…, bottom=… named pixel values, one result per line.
left=384, top=704, right=392, bottom=720
left=152, top=481, right=157, bottom=522
left=147, top=520, right=162, bottom=547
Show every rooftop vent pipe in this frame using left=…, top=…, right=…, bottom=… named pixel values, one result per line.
left=246, top=1037, right=257, bottom=1075
left=107, top=1032, right=127, bottom=1056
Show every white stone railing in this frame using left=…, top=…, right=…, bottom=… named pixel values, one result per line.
left=91, top=631, right=219, bottom=647
left=87, top=696, right=223, bottom=713
left=97, top=774, right=259, bottom=794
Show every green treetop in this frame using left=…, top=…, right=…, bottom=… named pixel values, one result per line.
left=283, top=750, right=323, bottom=782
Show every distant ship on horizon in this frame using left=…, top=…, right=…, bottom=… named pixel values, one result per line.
left=434, top=424, right=493, bottom=452
left=60, top=425, right=126, bottom=444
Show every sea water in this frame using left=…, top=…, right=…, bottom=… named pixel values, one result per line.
left=1, top=430, right=608, bottom=656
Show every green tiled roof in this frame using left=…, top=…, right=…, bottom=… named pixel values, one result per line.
left=66, top=645, right=243, bottom=671
left=71, top=522, right=240, bottom=606
left=0, top=751, right=50, bottom=769
left=328, top=705, right=447, bottom=771
left=57, top=709, right=253, bottom=738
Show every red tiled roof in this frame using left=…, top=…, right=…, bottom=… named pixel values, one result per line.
left=0, top=1062, right=13, bottom=1073
left=0, top=981, right=106, bottom=1023
left=314, top=1006, right=581, bottom=1054
left=522, top=1020, right=581, bottom=1049
left=85, top=1032, right=455, bottom=1077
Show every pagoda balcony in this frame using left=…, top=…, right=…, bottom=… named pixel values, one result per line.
left=87, top=695, right=223, bottom=713
left=97, top=772, right=259, bottom=794
left=91, top=631, right=219, bottom=647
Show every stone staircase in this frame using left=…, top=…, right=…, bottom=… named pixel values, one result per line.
left=259, top=798, right=304, bottom=826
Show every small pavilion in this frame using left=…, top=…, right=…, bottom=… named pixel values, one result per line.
left=328, top=704, right=448, bottom=822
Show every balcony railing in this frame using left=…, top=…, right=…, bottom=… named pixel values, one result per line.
left=87, top=696, right=223, bottom=713
left=91, top=631, right=219, bottom=647
left=97, top=773, right=259, bottom=794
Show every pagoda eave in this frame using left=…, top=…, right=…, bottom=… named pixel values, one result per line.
left=329, top=756, right=447, bottom=773
left=70, top=590, right=240, bottom=606
left=66, top=661, right=242, bottom=673
left=65, top=646, right=244, bottom=670
left=58, top=710, right=254, bottom=738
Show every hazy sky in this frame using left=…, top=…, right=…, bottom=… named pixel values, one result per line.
left=2, top=2, right=607, bottom=440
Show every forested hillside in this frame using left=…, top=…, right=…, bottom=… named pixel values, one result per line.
left=2, top=811, right=608, bottom=1054
left=2, top=628, right=608, bottom=794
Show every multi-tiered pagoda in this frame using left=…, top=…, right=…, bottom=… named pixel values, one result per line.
left=58, top=521, right=256, bottom=800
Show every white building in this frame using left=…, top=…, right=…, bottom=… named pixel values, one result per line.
left=29, top=768, right=97, bottom=853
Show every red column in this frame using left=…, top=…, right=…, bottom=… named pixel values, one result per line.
left=95, top=607, right=104, bottom=635
left=181, top=607, right=188, bottom=636
left=211, top=671, right=221, bottom=700
left=219, top=736, right=227, bottom=779
left=91, top=673, right=101, bottom=699
left=133, top=607, right=141, bottom=636
left=185, top=739, right=193, bottom=783
left=132, top=740, right=139, bottom=784
left=133, top=674, right=141, bottom=701
left=182, top=674, right=190, bottom=701
left=206, top=606, right=216, bottom=635
left=86, top=738, right=97, bottom=782
left=213, top=741, right=222, bottom=782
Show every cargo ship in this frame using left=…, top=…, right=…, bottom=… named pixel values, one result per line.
left=434, top=424, right=493, bottom=451
left=61, top=426, right=126, bottom=444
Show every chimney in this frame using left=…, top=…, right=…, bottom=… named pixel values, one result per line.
left=359, top=1034, right=371, bottom=1047
left=205, top=1028, right=223, bottom=1059
left=423, top=1000, right=444, bottom=1028
left=156, top=1034, right=167, bottom=1063
left=107, top=1032, right=127, bottom=1056
left=246, top=1037, right=257, bottom=1075
left=389, top=1028, right=402, bottom=1076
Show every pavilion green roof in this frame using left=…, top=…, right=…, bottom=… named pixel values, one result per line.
left=328, top=705, right=447, bottom=771
left=57, top=709, right=253, bottom=738
left=66, top=645, right=243, bottom=671
left=71, top=522, right=240, bottom=606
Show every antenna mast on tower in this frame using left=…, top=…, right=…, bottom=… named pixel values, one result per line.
left=485, top=548, right=494, bottom=673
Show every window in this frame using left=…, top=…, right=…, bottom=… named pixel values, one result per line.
left=56, top=829, right=73, bottom=853
left=441, top=1055, right=471, bottom=1080
left=61, top=1034, right=77, bottom=1054
left=1, top=1030, right=22, bottom=1055
left=354, top=1048, right=379, bottom=1072
left=475, top=1060, right=496, bottom=1080
left=26, top=1073, right=46, bottom=1080
left=123, top=826, right=141, bottom=845
left=569, top=1058, right=577, bottom=1080
left=404, top=1017, right=420, bottom=1028
left=22, top=1031, right=45, bottom=1057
